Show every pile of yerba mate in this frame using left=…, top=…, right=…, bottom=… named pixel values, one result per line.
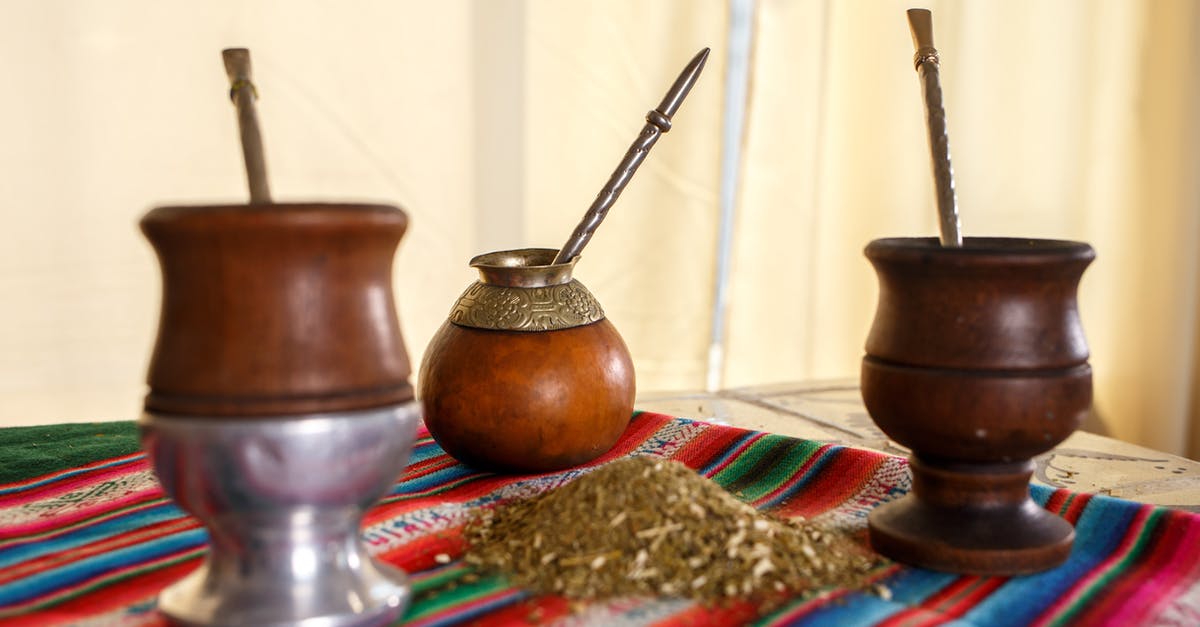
left=462, top=456, right=888, bottom=604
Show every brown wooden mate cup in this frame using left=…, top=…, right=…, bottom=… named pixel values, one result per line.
left=139, top=202, right=419, bottom=625
left=141, top=203, right=414, bottom=415
left=862, top=237, right=1094, bottom=575
left=420, top=248, right=635, bottom=473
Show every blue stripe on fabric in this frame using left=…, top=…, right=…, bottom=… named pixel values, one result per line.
left=873, top=566, right=961, bottom=610
left=0, top=501, right=186, bottom=569
left=407, top=439, right=443, bottom=464
left=700, top=431, right=761, bottom=476
left=391, top=464, right=486, bottom=498
left=785, top=592, right=963, bottom=626
left=758, top=447, right=839, bottom=510
left=406, top=589, right=528, bottom=627
left=0, top=527, right=207, bottom=606
left=959, top=494, right=1141, bottom=625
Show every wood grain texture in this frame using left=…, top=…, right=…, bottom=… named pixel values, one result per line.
left=141, top=203, right=414, bottom=417
left=861, top=236, right=1094, bottom=575
left=864, top=237, right=1094, bottom=369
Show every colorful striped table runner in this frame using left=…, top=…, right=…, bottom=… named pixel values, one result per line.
left=2, top=411, right=1199, bottom=626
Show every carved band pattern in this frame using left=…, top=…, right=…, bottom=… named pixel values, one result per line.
left=448, top=280, right=605, bottom=331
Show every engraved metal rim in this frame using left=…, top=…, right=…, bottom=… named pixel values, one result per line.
left=447, top=279, right=605, bottom=331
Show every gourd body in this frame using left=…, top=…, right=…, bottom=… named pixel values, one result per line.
left=419, top=248, right=635, bottom=472
left=421, top=319, right=634, bottom=472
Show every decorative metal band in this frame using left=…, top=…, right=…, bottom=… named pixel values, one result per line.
left=448, top=280, right=605, bottom=331
left=913, top=48, right=939, bottom=70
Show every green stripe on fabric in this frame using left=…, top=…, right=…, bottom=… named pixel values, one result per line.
left=1058, top=492, right=1078, bottom=516
left=1, top=546, right=203, bottom=616
left=0, top=421, right=141, bottom=484
left=714, top=436, right=822, bottom=502
left=403, top=571, right=515, bottom=622
left=1049, top=508, right=1164, bottom=626
left=0, top=496, right=173, bottom=548
left=410, top=565, right=474, bottom=594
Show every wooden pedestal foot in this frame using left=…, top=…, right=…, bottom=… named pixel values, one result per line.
left=868, top=457, right=1074, bottom=575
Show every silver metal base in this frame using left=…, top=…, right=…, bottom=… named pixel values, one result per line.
left=141, top=402, right=422, bottom=627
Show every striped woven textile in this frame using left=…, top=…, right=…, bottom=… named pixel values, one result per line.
left=2, top=411, right=1200, bottom=626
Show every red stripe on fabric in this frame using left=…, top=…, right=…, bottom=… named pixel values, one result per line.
left=771, top=451, right=886, bottom=519
left=1043, top=489, right=1072, bottom=516
left=401, top=454, right=464, bottom=480
left=667, top=422, right=749, bottom=466
left=0, top=453, right=145, bottom=494
left=1061, top=492, right=1093, bottom=525
left=917, top=576, right=981, bottom=609
left=0, top=488, right=166, bottom=540
left=750, top=443, right=837, bottom=508
left=875, top=607, right=952, bottom=627
left=374, top=414, right=678, bottom=516
left=404, top=588, right=526, bottom=627
left=649, top=600, right=758, bottom=626
left=22, top=555, right=195, bottom=624
left=763, top=588, right=861, bottom=625
left=378, top=465, right=579, bottom=512
left=0, top=459, right=151, bottom=508
left=935, top=576, right=1008, bottom=618
left=362, top=415, right=685, bottom=558
left=598, top=412, right=678, bottom=459
left=377, top=473, right=518, bottom=508
left=705, top=433, right=769, bottom=477
left=370, top=468, right=580, bottom=520
left=406, top=439, right=440, bottom=460
left=398, top=413, right=671, bottom=494
left=378, top=531, right=468, bottom=572
left=445, top=595, right=571, bottom=626
left=0, top=498, right=170, bottom=551
left=1070, top=509, right=1200, bottom=624
left=1032, top=504, right=1156, bottom=624
left=1110, top=511, right=1200, bottom=623
left=0, top=516, right=201, bottom=586
left=0, top=547, right=200, bottom=620
left=880, top=606, right=961, bottom=627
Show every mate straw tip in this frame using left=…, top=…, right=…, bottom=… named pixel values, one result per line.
left=221, top=48, right=253, bottom=83
left=906, top=9, right=936, bottom=55
left=220, top=47, right=271, bottom=204
left=656, top=47, right=710, bottom=119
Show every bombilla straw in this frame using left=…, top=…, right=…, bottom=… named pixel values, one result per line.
left=222, top=48, right=272, bottom=204
left=907, top=9, right=962, bottom=247
left=551, top=47, right=711, bottom=265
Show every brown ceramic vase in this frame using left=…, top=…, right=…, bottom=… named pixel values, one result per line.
left=861, top=236, right=1095, bottom=575
left=141, top=203, right=415, bottom=416
left=419, top=248, right=635, bottom=473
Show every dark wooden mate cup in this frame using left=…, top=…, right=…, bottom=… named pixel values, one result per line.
left=861, top=236, right=1095, bottom=575
left=140, top=203, right=415, bottom=416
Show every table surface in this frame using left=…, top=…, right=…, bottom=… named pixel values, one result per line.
left=638, top=379, right=1200, bottom=511
left=7, top=381, right=1200, bottom=625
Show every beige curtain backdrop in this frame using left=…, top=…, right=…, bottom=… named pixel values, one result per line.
left=2, top=1, right=1199, bottom=459
left=721, top=0, right=1200, bottom=459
